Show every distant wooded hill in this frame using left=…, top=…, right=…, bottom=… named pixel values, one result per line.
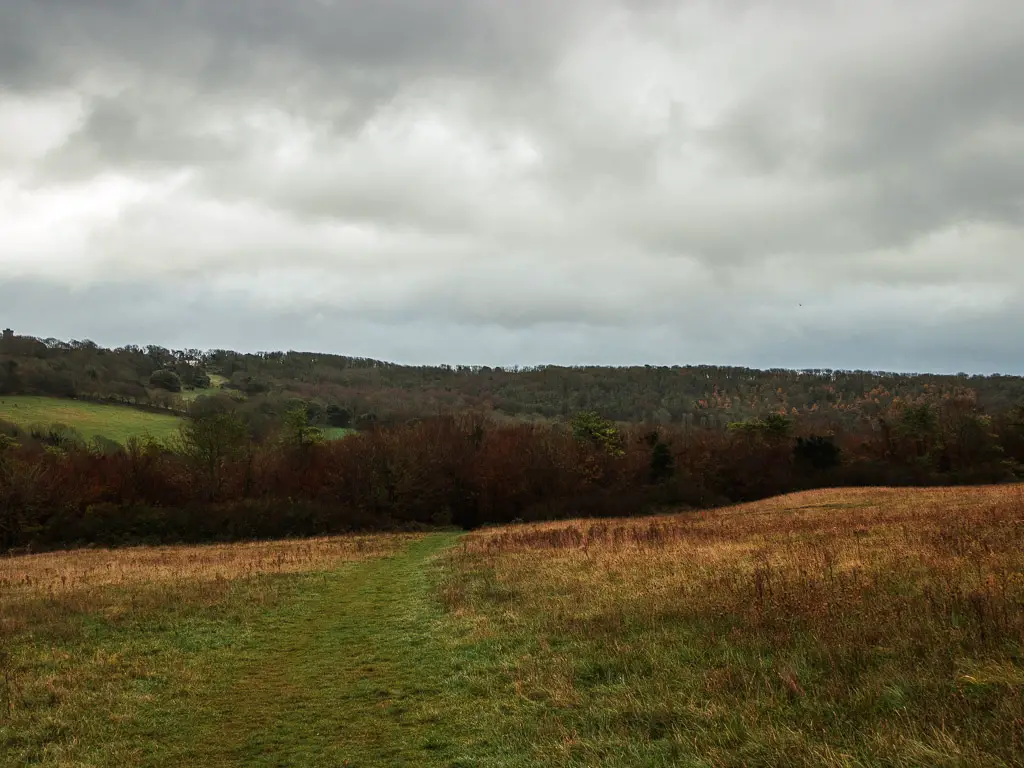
left=3, top=328, right=1024, bottom=427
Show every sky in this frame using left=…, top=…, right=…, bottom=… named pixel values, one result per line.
left=1, top=0, right=1023, bottom=373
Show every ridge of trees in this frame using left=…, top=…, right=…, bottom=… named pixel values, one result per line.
left=4, top=329, right=1024, bottom=429
left=4, top=327, right=1024, bottom=552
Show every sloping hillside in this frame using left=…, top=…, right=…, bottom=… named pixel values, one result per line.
left=0, top=395, right=183, bottom=444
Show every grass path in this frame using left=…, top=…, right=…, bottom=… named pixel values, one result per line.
left=165, top=533, right=496, bottom=767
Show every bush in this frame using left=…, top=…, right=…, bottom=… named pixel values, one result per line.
left=149, top=369, right=182, bottom=392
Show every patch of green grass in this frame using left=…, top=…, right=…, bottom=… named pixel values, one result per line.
left=180, top=534, right=491, bottom=767
left=172, top=534, right=551, bottom=767
left=323, top=426, right=356, bottom=440
left=178, top=373, right=234, bottom=403
left=1, top=593, right=260, bottom=767
left=177, top=389, right=216, bottom=402
left=0, top=396, right=184, bottom=444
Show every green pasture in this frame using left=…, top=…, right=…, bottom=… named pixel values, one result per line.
left=0, top=396, right=184, bottom=444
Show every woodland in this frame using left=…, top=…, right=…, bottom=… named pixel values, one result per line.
left=2, top=329, right=1024, bottom=549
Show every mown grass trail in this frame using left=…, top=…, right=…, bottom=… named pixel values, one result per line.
left=3, top=531, right=545, bottom=768
left=162, top=532, right=503, bottom=767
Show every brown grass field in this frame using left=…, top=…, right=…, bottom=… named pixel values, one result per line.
left=444, top=485, right=1024, bottom=765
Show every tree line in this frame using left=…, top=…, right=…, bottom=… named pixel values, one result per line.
left=4, top=329, right=1024, bottom=427
left=2, top=388, right=1022, bottom=551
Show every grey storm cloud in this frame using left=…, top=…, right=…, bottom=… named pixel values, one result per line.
left=1, top=0, right=1023, bottom=371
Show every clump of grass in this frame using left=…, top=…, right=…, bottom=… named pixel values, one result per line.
left=445, top=485, right=1024, bottom=766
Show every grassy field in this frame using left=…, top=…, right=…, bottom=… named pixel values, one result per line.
left=446, top=485, right=1024, bottom=766
left=0, top=396, right=184, bottom=444
left=1, top=486, right=1022, bottom=766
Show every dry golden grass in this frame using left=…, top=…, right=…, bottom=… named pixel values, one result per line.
left=445, top=485, right=1024, bottom=765
left=0, top=534, right=421, bottom=639
left=1, top=534, right=418, bottom=598
left=457, top=486, right=1024, bottom=640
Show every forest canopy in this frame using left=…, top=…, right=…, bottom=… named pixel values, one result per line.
left=3, top=329, right=1024, bottom=429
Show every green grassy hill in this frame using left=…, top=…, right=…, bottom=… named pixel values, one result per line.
left=0, top=396, right=184, bottom=444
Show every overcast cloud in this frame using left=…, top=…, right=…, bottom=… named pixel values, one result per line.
left=1, top=0, right=1023, bottom=372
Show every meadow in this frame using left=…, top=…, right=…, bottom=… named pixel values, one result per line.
left=0, top=396, right=184, bottom=444
left=445, top=485, right=1024, bottom=766
left=1, top=486, right=1021, bottom=766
